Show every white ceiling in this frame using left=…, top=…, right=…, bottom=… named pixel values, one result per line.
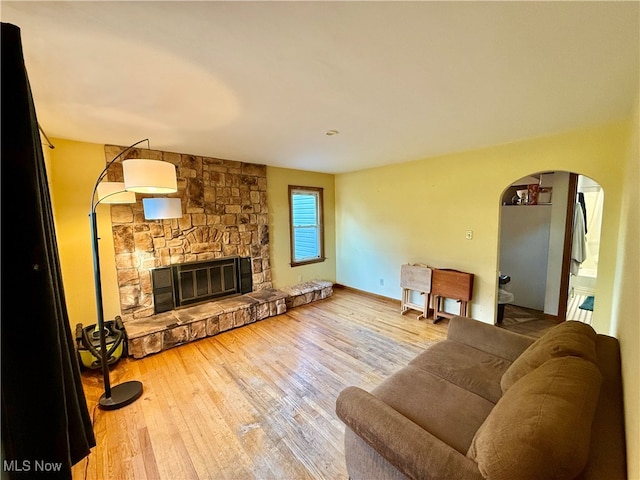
left=3, top=1, right=639, bottom=174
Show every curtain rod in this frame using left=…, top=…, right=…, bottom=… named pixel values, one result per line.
left=38, top=123, right=55, bottom=149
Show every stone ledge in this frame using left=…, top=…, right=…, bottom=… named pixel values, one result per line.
left=123, top=281, right=331, bottom=359
left=280, top=280, right=334, bottom=308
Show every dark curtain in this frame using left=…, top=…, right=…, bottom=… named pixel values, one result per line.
left=1, top=23, right=96, bottom=479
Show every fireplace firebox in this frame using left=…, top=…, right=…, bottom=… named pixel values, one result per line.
left=152, top=257, right=252, bottom=314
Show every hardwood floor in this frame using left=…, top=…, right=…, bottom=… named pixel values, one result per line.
left=498, top=303, right=561, bottom=338
left=72, top=287, right=449, bottom=480
left=498, top=294, right=594, bottom=339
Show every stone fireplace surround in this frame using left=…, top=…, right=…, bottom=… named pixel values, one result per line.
left=102, top=145, right=334, bottom=359
left=103, top=144, right=272, bottom=320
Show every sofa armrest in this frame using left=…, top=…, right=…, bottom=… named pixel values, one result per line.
left=580, top=335, right=627, bottom=479
left=336, top=386, right=484, bottom=480
left=447, top=316, right=534, bottom=361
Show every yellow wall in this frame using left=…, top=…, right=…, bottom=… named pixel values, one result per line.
left=266, top=166, right=336, bottom=288
left=335, top=121, right=629, bottom=328
left=612, top=101, right=639, bottom=478
left=49, top=139, right=121, bottom=328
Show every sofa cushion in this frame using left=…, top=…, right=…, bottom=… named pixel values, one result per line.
left=468, top=356, right=602, bottom=480
left=409, top=340, right=510, bottom=403
left=500, top=320, right=597, bottom=393
left=372, top=365, right=494, bottom=454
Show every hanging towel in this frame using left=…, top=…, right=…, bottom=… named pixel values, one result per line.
left=571, top=202, right=587, bottom=275
left=577, top=192, right=588, bottom=234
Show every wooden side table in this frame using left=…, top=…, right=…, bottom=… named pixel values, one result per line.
left=400, top=264, right=432, bottom=320
left=431, top=268, right=474, bottom=323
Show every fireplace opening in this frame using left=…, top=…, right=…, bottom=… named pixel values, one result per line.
left=152, top=257, right=253, bottom=313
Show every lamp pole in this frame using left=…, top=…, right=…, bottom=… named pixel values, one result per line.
left=89, top=208, right=143, bottom=409
left=89, top=139, right=149, bottom=410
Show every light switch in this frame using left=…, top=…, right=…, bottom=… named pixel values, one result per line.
left=465, top=230, right=473, bottom=240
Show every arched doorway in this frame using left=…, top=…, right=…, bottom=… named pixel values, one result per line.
left=497, top=171, right=603, bottom=327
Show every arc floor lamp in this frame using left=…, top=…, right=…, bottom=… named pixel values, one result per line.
left=90, top=139, right=180, bottom=410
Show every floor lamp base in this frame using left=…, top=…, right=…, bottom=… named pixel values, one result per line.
left=98, top=381, right=144, bottom=410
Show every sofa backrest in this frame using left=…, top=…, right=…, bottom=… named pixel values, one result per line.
left=468, top=355, right=602, bottom=480
left=468, top=321, right=626, bottom=480
left=447, top=315, right=534, bottom=361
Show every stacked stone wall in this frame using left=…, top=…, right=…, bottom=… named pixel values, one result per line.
left=103, top=145, right=271, bottom=319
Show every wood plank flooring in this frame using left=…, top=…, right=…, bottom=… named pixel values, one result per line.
left=72, top=287, right=449, bottom=480
left=498, top=293, right=594, bottom=339
left=498, top=303, right=561, bottom=338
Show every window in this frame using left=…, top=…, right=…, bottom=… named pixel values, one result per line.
left=289, top=186, right=325, bottom=266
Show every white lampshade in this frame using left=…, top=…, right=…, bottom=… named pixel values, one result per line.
left=143, top=198, right=183, bottom=220
left=122, top=159, right=177, bottom=194
left=96, top=182, right=137, bottom=204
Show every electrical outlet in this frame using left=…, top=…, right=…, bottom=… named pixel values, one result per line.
left=379, top=278, right=385, bottom=286
left=465, top=230, right=473, bottom=240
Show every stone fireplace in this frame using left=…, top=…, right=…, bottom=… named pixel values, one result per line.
left=151, top=256, right=253, bottom=313
left=103, top=144, right=272, bottom=320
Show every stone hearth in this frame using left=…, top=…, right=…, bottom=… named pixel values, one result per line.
left=124, top=280, right=333, bottom=359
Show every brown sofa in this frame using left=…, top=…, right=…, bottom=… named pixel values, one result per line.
left=336, top=316, right=626, bottom=480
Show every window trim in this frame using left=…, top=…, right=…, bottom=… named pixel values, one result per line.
left=288, top=185, right=325, bottom=267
